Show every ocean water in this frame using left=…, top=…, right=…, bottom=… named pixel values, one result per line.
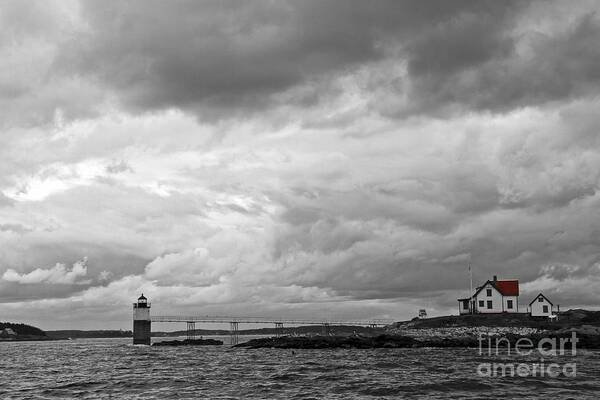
left=1, top=337, right=600, bottom=399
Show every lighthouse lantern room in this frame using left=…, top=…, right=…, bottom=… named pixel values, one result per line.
left=133, top=294, right=151, bottom=345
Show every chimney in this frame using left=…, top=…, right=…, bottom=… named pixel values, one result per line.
left=493, top=275, right=497, bottom=282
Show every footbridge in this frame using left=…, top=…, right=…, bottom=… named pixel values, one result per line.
left=132, top=294, right=394, bottom=345
left=151, top=315, right=394, bottom=344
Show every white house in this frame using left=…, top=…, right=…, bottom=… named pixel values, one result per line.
left=529, top=293, right=554, bottom=317
left=458, top=276, right=520, bottom=314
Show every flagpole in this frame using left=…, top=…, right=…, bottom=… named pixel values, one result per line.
left=469, top=262, right=473, bottom=314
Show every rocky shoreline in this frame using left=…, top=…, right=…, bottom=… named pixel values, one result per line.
left=234, top=330, right=600, bottom=349
left=234, top=335, right=419, bottom=349
left=388, top=326, right=542, bottom=340
left=152, top=338, right=223, bottom=347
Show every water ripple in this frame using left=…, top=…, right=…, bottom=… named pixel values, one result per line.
left=0, top=338, right=599, bottom=399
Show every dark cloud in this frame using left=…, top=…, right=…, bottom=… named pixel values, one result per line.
left=406, top=8, right=515, bottom=78
left=54, top=0, right=519, bottom=118
left=0, top=1, right=105, bottom=128
left=399, top=11, right=600, bottom=116
left=5, top=0, right=599, bottom=127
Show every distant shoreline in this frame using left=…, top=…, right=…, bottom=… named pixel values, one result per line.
left=8, top=309, right=600, bottom=342
left=46, top=325, right=381, bottom=339
left=0, top=337, right=67, bottom=342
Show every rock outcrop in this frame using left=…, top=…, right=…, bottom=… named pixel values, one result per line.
left=234, top=332, right=600, bottom=349
left=152, top=338, right=223, bottom=346
left=236, top=335, right=421, bottom=349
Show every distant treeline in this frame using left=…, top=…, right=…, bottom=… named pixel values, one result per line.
left=0, top=322, right=46, bottom=337
left=46, top=330, right=133, bottom=339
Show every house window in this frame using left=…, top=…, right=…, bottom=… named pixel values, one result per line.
left=486, top=289, right=492, bottom=297
left=487, top=300, right=493, bottom=309
left=543, top=305, right=549, bottom=313
left=463, top=301, right=469, bottom=310
left=479, top=300, right=484, bottom=307
left=507, top=300, right=513, bottom=309
left=538, top=297, right=543, bottom=302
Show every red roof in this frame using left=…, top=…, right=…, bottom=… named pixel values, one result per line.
left=494, top=280, right=519, bottom=296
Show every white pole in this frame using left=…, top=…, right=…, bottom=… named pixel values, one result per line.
left=469, top=262, right=473, bottom=313
left=469, top=262, right=473, bottom=295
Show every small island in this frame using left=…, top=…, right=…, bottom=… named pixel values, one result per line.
left=152, top=338, right=223, bottom=347
left=235, top=309, right=600, bottom=350
left=235, top=334, right=420, bottom=349
left=235, top=332, right=600, bottom=349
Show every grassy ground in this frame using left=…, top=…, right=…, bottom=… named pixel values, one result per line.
left=390, top=309, right=600, bottom=331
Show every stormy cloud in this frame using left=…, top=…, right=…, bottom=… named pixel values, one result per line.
left=1, top=0, right=600, bottom=329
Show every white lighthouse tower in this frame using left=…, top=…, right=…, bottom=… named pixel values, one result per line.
left=133, top=293, right=151, bottom=345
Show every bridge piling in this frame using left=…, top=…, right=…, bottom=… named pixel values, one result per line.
left=187, top=321, right=196, bottom=340
left=322, top=322, right=331, bottom=336
left=230, top=321, right=239, bottom=345
left=274, top=322, right=284, bottom=337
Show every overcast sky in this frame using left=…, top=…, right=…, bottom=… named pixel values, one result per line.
left=2, top=0, right=600, bottom=330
